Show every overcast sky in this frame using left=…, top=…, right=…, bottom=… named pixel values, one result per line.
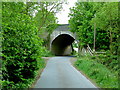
left=55, top=0, right=77, bottom=24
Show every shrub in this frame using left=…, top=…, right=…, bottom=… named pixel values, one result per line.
left=2, top=2, right=43, bottom=88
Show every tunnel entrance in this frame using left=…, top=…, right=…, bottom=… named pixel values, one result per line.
left=51, top=34, right=75, bottom=56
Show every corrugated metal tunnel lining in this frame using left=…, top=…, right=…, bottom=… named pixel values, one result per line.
left=51, top=34, right=75, bottom=56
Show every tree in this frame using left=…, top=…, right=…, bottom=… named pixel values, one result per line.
left=69, top=2, right=119, bottom=51
left=25, top=1, right=65, bottom=31
left=69, top=2, right=96, bottom=49
left=69, top=2, right=119, bottom=73
left=32, top=1, right=66, bottom=46
left=91, top=2, right=119, bottom=54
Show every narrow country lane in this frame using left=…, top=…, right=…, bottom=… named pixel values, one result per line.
left=34, top=57, right=97, bottom=88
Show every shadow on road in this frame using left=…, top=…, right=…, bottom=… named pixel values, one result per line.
left=55, top=55, right=76, bottom=57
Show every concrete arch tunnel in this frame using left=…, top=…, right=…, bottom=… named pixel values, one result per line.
left=50, top=24, right=76, bottom=56
left=51, top=34, right=75, bottom=56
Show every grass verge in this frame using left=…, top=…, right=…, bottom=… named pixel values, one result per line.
left=74, top=56, right=118, bottom=88
left=30, top=57, right=50, bottom=88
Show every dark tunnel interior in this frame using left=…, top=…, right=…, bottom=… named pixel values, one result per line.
left=51, top=34, right=75, bottom=56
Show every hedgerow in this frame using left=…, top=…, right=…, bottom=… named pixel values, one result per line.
left=2, top=2, right=44, bottom=88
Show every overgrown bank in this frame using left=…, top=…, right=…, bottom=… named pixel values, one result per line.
left=1, top=2, right=61, bottom=89
left=1, top=2, right=45, bottom=88
left=30, top=57, right=50, bottom=88
left=74, top=55, right=118, bottom=88
left=69, top=2, right=119, bottom=89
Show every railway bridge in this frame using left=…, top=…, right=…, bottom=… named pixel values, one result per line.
left=50, top=24, right=76, bottom=56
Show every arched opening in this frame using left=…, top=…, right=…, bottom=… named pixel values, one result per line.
left=51, top=34, right=75, bottom=56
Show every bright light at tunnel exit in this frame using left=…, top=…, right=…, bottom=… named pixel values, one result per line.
left=55, top=0, right=77, bottom=24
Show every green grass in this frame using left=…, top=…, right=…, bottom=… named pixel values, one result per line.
left=75, top=56, right=118, bottom=88
left=29, top=58, right=45, bottom=88
left=41, top=47, right=54, bottom=57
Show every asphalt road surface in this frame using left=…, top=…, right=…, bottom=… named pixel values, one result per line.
left=34, top=56, right=97, bottom=88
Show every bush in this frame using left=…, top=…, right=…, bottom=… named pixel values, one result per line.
left=40, top=47, right=54, bottom=57
left=2, top=2, right=44, bottom=88
left=93, top=51, right=118, bottom=72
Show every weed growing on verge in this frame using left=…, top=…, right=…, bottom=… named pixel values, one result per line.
left=75, top=56, right=118, bottom=88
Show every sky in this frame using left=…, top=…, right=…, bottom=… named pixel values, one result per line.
left=55, top=0, right=77, bottom=24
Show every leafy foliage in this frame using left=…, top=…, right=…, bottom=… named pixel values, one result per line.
left=91, top=2, right=119, bottom=53
left=2, top=2, right=44, bottom=88
left=69, top=2, right=119, bottom=51
left=32, top=2, right=64, bottom=48
left=1, top=1, right=64, bottom=88
left=69, top=2, right=119, bottom=88
left=69, top=3, right=93, bottom=47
